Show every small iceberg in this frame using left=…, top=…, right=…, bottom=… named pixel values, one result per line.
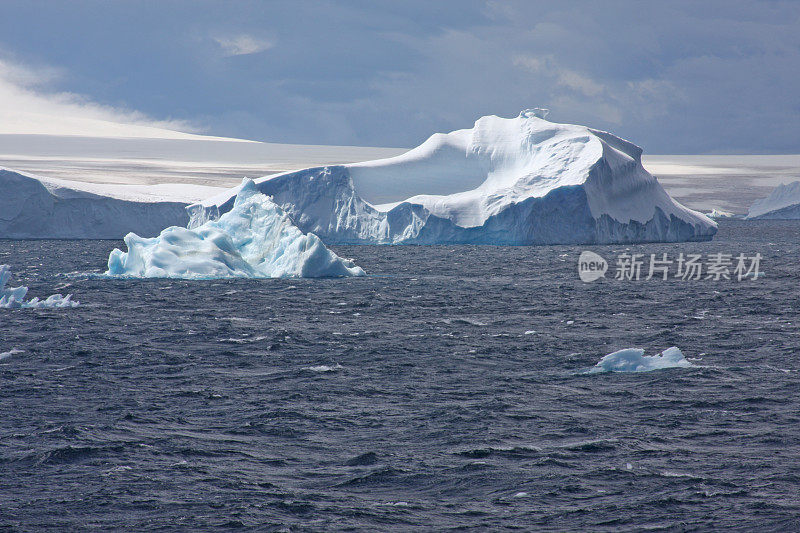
left=306, top=363, right=344, bottom=372
left=106, top=178, right=365, bottom=279
left=586, top=347, right=692, bottom=373
left=0, top=265, right=79, bottom=308
left=704, top=208, right=740, bottom=219
left=747, top=181, right=800, bottom=219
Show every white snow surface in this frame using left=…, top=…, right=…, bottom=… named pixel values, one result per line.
left=0, top=265, right=79, bottom=308
left=587, top=347, right=692, bottom=373
left=106, top=179, right=365, bottom=279
left=747, top=181, right=800, bottom=219
left=197, top=111, right=717, bottom=245
left=352, top=109, right=683, bottom=225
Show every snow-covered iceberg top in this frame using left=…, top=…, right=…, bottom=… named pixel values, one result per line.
left=195, top=111, right=716, bottom=245
left=0, top=265, right=79, bottom=308
left=747, top=181, right=800, bottom=219
left=107, top=178, right=365, bottom=279
left=586, top=347, right=692, bottom=373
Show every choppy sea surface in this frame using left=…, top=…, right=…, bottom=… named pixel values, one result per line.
left=1, top=221, right=799, bottom=531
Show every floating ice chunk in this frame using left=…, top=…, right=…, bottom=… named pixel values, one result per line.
left=587, top=347, right=692, bottom=373
left=106, top=178, right=365, bottom=279
left=704, top=208, right=739, bottom=219
left=0, top=266, right=27, bottom=304
left=0, top=265, right=79, bottom=308
left=306, top=363, right=343, bottom=372
left=0, top=349, right=24, bottom=361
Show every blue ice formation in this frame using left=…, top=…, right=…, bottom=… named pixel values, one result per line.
left=106, top=178, right=365, bottom=279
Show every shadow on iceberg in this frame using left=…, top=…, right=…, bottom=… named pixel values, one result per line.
left=106, top=179, right=365, bottom=279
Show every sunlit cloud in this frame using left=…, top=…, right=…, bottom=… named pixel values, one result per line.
left=0, top=57, right=206, bottom=139
left=513, top=55, right=605, bottom=98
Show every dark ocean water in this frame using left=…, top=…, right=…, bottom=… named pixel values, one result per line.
left=1, top=220, right=799, bottom=531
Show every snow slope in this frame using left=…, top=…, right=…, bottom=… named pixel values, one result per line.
left=0, top=168, right=212, bottom=239
left=196, top=110, right=716, bottom=245
left=107, top=179, right=364, bottom=279
left=746, top=181, right=800, bottom=219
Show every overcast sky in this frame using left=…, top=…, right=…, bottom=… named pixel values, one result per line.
left=1, top=0, right=798, bottom=153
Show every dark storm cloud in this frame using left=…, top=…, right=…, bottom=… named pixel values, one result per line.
left=0, top=0, right=797, bottom=152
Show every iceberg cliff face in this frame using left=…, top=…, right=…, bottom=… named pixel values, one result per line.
left=747, top=181, right=800, bottom=219
left=0, top=169, right=190, bottom=239
left=195, top=111, right=716, bottom=245
left=107, top=179, right=365, bottom=279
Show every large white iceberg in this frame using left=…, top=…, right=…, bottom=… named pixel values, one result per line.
left=194, top=110, right=717, bottom=245
left=106, top=179, right=365, bottom=279
left=0, top=265, right=79, bottom=308
left=747, top=181, right=800, bottom=219
left=586, top=347, right=692, bottom=373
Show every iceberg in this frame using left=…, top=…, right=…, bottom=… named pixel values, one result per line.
left=106, top=179, right=365, bottom=279
left=0, top=265, right=79, bottom=308
left=0, top=168, right=194, bottom=239
left=586, top=347, right=692, bottom=373
left=705, top=208, right=740, bottom=219
left=194, top=110, right=717, bottom=245
left=747, top=181, right=800, bottom=219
